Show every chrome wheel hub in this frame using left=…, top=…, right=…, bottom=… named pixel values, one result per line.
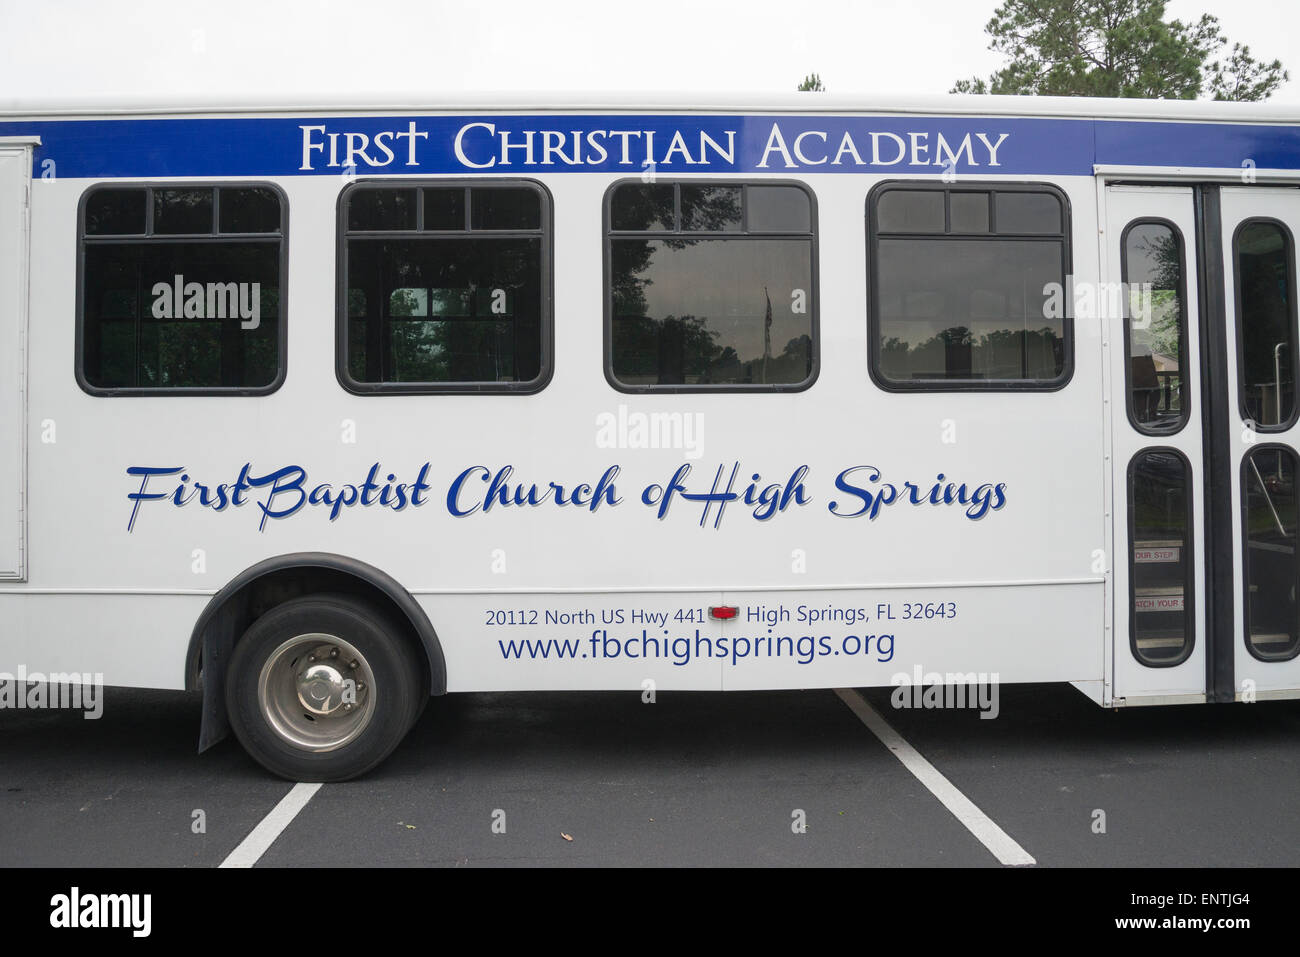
left=298, top=661, right=350, bottom=715
left=258, top=633, right=375, bottom=752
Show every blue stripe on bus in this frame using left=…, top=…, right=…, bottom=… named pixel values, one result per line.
left=0, top=114, right=1296, bottom=178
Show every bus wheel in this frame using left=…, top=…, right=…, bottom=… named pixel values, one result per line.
left=225, top=593, right=424, bottom=781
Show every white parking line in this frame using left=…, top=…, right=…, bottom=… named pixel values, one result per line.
left=219, top=782, right=322, bottom=868
left=834, top=688, right=1036, bottom=867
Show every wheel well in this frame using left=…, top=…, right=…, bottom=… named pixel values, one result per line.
left=187, top=554, right=445, bottom=751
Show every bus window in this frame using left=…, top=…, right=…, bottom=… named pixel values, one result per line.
left=1123, top=220, right=1187, bottom=434
left=1243, top=446, right=1300, bottom=660
left=339, top=181, right=549, bottom=393
left=79, top=184, right=285, bottom=393
left=1128, top=449, right=1193, bottom=666
left=605, top=180, right=816, bottom=391
left=868, top=183, right=1070, bottom=390
left=1235, top=220, right=1297, bottom=430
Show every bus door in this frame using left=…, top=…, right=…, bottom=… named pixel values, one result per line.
left=1218, top=186, right=1300, bottom=700
left=0, top=142, right=31, bottom=582
left=1104, top=185, right=1206, bottom=703
left=1107, top=182, right=1300, bottom=704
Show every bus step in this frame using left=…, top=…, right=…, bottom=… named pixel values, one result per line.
left=1134, top=625, right=1186, bottom=649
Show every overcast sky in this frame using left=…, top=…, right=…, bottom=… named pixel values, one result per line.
left=2, top=0, right=1299, bottom=104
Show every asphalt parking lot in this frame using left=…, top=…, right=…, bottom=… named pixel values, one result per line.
left=2, top=683, right=1298, bottom=867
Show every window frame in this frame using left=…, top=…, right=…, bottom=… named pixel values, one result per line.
left=76, top=180, right=290, bottom=397
left=865, top=180, right=1074, bottom=393
left=335, top=178, right=554, bottom=396
left=1231, top=217, right=1300, bottom=434
left=1126, top=446, right=1196, bottom=669
left=601, top=177, right=820, bottom=395
left=1120, top=217, right=1190, bottom=436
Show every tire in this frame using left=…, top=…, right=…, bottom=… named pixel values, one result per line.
left=225, top=593, right=424, bottom=782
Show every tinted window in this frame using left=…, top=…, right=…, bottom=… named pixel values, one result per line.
left=423, top=188, right=466, bottom=230
left=471, top=187, right=541, bottom=230
left=748, top=186, right=812, bottom=233
left=348, top=188, right=418, bottom=231
left=949, top=192, right=990, bottom=233
left=1129, top=450, right=1193, bottom=666
left=871, top=184, right=1069, bottom=388
left=84, top=189, right=146, bottom=235
left=154, top=188, right=213, bottom=234
left=1243, top=447, right=1300, bottom=660
left=1236, top=221, right=1296, bottom=429
left=681, top=185, right=742, bottom=232
left=606, top=181, right=816, bottom=390
left=610, top=184, right=674, bottom=232
left=80, top=184, right=284, bottom=392
left=1124, top=221, right=1187, bottom=433
left=220, top=187, right=282, bottom=234
left=875, top=189, right=944, bottom=233
left=996, top=192, right=1062, bottom=233
left=341, top=183, right=549, bottom=390
left=347, top=239, right=541, bottom=384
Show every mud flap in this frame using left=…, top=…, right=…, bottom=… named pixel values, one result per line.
left=197, top=603, right=239, bottom=752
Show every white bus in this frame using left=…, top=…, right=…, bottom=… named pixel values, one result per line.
left=1, top=93, right=1299, bottom=780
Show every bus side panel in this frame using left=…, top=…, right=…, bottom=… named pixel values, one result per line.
left=720, top=584, right=1103, bottom=690
left=431, top=592, right=725, bottom=692
left=11, top=153, right=1111, bottom=700
left=423, top=583, right=1103, bottom=693
left=0, top=593, right=197, bottom=690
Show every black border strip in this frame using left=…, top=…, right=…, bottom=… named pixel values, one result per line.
left=1195, top=184, right=1235, bottom=702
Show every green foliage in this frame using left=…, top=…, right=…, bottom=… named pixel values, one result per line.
left=951, top=0, right=1287, bottom=100
left=797, top=73, right=826, bottom=92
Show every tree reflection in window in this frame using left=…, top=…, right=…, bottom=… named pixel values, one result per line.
left=870, top=185, right=1069, bottom=388
left=608, top=183, right=815, bottom=389
left=1124, top=221, right=1186, bottom=433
